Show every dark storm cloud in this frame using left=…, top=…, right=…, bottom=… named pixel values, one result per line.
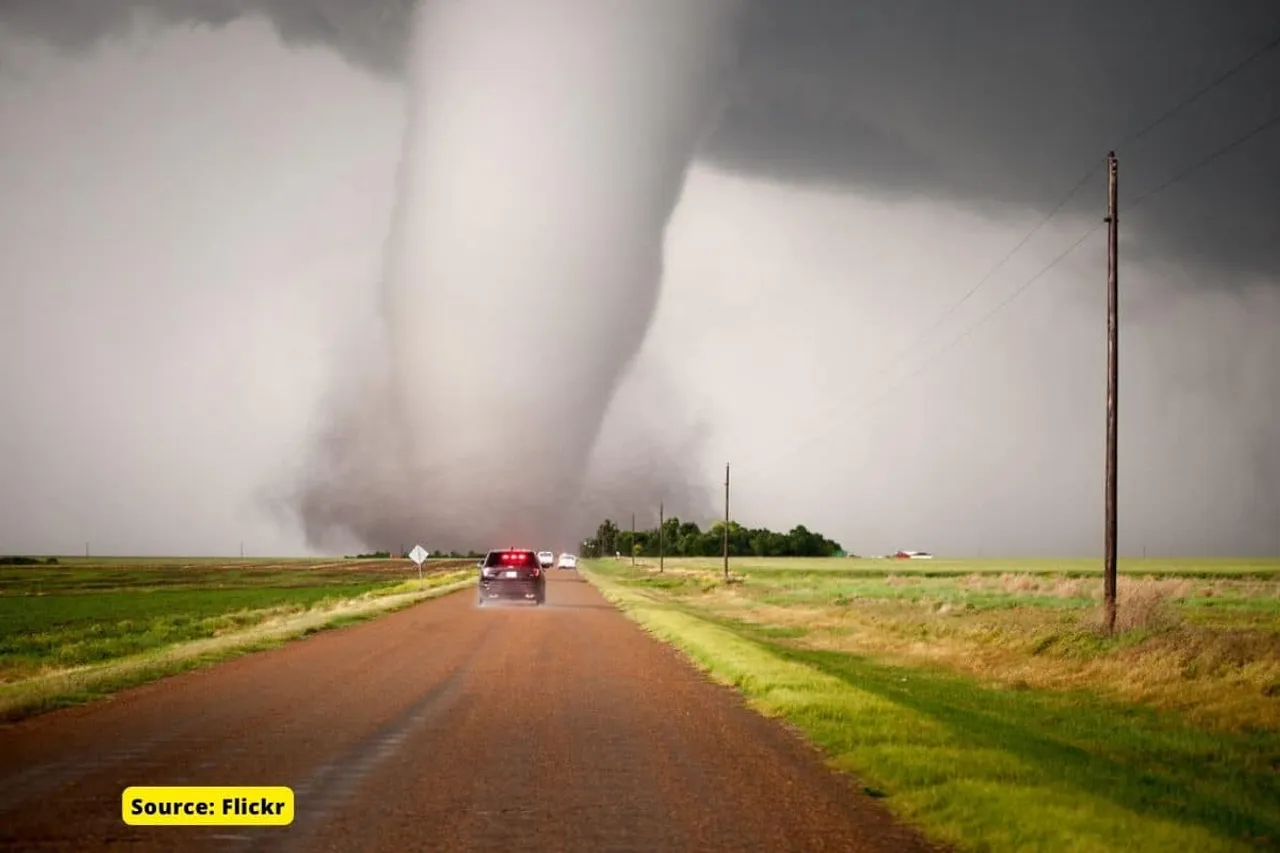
left=5, top=0, right=1277, bottom=281
left=0, top=0, right=411, bottom=74
left=708, top=0, right=1280, bottom=281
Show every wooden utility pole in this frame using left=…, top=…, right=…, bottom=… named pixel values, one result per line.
left=631, top=513, right=636, bottom=566
left=1104, top=150, right=1120, bottom=634
left=723, top=463, right=731, bottom=579
left=658, top=501, right=665, bottom=573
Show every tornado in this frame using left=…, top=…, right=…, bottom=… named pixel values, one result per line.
left=295, top=0, right=743, bottom=552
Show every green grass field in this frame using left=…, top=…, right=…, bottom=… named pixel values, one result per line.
left=648, top=555, right=1280, bottom=577
left=0, top=557, right=475, bottom=721
left=583, top=556, right=1280, bottom=853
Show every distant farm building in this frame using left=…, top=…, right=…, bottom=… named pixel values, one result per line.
left=893, top=550, right=934, bottom=560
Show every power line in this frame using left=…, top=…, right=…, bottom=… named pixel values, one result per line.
left=749, top=104, right=1280, bottom=482
left=860, top=227, right=1105, bottom=411
left=732, top=29, right=1280, bottom=480
left=744, top=40, right=1280, bottom=481
left=835, top=162, right=1105, bottom=418
left=869, top=28, right=1280, bottom=376
left=737, top=226, right=1105, bottom=492
left=1125, top=109, right=1280, bottom=212
left=726, top=166, right=1104, bottom=479
left=1124, top=29, right=1280, bottom=148
left=861, top=109, right=1280, bottom=414
left=1103, top=152, right=1119, bottom=634
left=751, top=223, right=1106, bottom=478
left=926, top=27, right=1280, bottom=350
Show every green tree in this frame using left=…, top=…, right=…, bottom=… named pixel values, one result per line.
left=582, top=515, right=844, bottom=559
left=596, top=518, right=620, bottom=556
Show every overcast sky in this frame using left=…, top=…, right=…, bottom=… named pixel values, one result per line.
left=1, top=1, right=1277, bottom=557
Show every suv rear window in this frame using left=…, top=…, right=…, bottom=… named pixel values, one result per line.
left=483, top=550, right=538, bottom=568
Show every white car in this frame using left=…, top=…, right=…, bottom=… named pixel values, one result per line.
left=536, top=551, right=555, bottom=569
left=556, top=553, right=578, bottom=570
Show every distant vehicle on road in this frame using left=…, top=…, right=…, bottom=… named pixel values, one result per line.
left=478, top=549, right=546, bottom=605
left=536, top=551, right=555, bottom=569
left=557, top=553, right=577, bottom=570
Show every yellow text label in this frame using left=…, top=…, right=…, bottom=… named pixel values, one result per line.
left=121, top=786, right=294, bottom=826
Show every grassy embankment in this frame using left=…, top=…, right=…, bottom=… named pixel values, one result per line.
left=0, top=557, right=476, bottom=722
left=582, top=556, right=1280, bottom=853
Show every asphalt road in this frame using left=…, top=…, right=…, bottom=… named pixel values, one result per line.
left=0, top=571, right=942, bottom=852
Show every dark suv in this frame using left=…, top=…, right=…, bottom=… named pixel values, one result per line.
left=477, top=549, right=547, bottom=605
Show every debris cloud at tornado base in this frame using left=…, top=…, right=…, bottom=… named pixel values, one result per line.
left=291, top=0, right=743, bottom=553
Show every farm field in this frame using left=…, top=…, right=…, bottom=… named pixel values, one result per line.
left=582, top=555, right=1280, bottom=852
left=0, top=556, right=476, bottom=721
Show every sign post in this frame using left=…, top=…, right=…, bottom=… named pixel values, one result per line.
left=408, top=544, right=429, bottom=581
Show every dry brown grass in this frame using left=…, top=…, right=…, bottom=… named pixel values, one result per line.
left=1051, top=577, right=1088, bottom=598
left=1101, top=583, right=1182, bottom=633
left=631, top=564, right=750, bottom=586
left=691, top=577, right=1280, bottom=734
left=1000, top=573, right=1039, bottom=593
left=956, top=573, right=1208, bottom=601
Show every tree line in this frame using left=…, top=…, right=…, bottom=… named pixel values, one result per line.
left=581, top=517, right=844, bottom=559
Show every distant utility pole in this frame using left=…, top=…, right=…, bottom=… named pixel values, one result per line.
left=658, top=501, right=665, bottom=574
left=1104, top=150, right=1120, bottom=635
left=723, top=463, right=731, bottom=579
left=240, top=541, right=244, bottom=559
left=631, top=513, right=636, bottom=566
left=85, top=542, right=89, bottom=558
